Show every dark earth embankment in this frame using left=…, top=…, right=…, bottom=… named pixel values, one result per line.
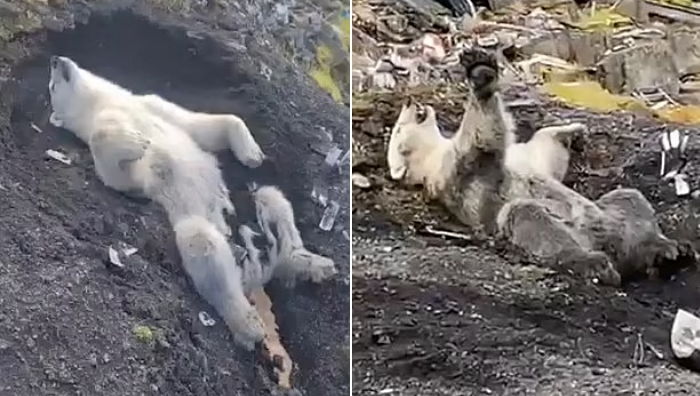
left=0, top=2, right=349, bottom=395
left=352, top=87, right=700, bottom=395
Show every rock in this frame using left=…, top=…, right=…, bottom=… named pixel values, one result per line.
left=598, top=40, right=679, bottom=96
left=352, top=173, right=371, bottom=189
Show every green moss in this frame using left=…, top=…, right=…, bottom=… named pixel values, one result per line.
left=133, top=325, right=155, bottom=344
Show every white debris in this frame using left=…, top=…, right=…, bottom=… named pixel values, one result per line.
left=30, top=123, right=42, bottom=133
left=352, top=173, right=371, bottom=189
left=674, top=174, right=691, bottom=197
left=319, top=201, right=339, bottom=231
left=198, top=311, right=217, bottom=327
left=324, top=146, right=343, bottom=166
left=671, top=309, right=700, bottom=359
left=311, top=185, right=329, bottom=207
left=107, top=246, right=124, bottom=268
left=123, top=247, right=138, bottom=257
left=338, top=148, right=350, bottom=169
left=108, top=242, right=138, bottom=267
left=45, top=149, right=72, bottom=165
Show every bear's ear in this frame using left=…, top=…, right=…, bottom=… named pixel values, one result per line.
left=52, top=56, right=75, bottom=83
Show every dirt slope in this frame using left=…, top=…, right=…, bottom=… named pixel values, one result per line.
left=0, top=2, right=349, bottom=395
left=352, top=86, right=700, bottom=395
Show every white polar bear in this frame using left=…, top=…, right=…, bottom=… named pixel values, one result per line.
left=386, top=48, right=682, bottom=286
left=251, top=185, right=337, bottom=287
left=48, top=56, right=235, bottom=236
left=503, top=123, right=584, bottom=182
left=174, top=215, right=265, bottom=350
left=137, top=94, right=265, bottom=168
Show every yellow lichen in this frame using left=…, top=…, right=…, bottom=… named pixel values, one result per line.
left=575, top=7, right=632, bottom=31
left=334, top=12, right=350, bottom=51
left=542, top=81, right=646, bottom=112
left=310, top=44, right=343, bottom=102
left=656, top=105, right=700, bottom=125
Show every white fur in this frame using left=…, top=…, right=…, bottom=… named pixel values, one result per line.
left=253, top=185, right=336, bottom=286
left=49, top=56, right=234, bottom=236
left=138, top=94, right=265, bottom=168
left=174, top=216, right=264, bottom=350
left=387, top=103, right=457, bottom=195
left=505, top=123, right=584, bottom=181
left=388, top=102, right=577, bottom=188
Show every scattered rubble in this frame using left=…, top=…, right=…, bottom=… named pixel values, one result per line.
left=353, top=0, right=700, bottom=392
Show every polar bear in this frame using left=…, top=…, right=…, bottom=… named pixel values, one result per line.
left=48, top=56, right=235, bottom=236
left=137, top=94, right=265, bottom=168
left=174, top=216, right=265, bottom=350
left=251, top=185, right=337, bottom=286
left=49, top=56, right=265, bottom=168
left=236, top=223, right=275, bottom=293
left=387, top=48, right=682, bottom=285
left=503, top=123, right=584, bottom=182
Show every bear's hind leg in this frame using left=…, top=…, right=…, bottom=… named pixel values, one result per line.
left=498, top=198, right=621, bottom=286
left=253, top=186, right=337, bottom=287
left=596, top=188, right=686, bottom=277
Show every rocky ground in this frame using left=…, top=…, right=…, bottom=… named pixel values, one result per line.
left=0, top=1, right=350, bottom=395
left=352, top=83, right=700, bottom=394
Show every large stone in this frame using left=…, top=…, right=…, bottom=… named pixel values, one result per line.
left=598, top=39, right=679, bottom=95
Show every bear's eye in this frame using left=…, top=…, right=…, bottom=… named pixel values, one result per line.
left=415, top=103, right=427, bottom=124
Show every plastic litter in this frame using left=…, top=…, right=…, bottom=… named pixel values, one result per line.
left=107, top=242, right=138, bottom=268
left=674, top=174, right=691, bottom=197
left=319, top=201, right=339, bottom=231
left=198, top=311, right=217, bottom=327
left=107, top=246, right=124, bottom=268
left=324, top=146, right=343, bottom=166
left=311, top=184, right=329, bottom=207
left=45, top=149, right=72, bottom=165
left=660, top=129, right=689, bottom=179
left=671, top=309, right=700, bottom=372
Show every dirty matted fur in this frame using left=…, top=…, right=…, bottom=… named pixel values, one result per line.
left=387, top=48, right=688, bottom=285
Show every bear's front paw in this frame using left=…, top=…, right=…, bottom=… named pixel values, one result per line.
left=459, top=48, right=499, bottom=99
left=49, top=112, right=64, bottom=127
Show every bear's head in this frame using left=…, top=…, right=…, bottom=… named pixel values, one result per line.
left=49, top=56, right=83, bottom=118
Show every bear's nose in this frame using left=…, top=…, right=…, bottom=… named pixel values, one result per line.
left=50, top=56, right=58, bottom=68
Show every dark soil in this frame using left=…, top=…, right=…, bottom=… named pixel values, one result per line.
left=0, top=5, right=349, bottom=396
left=352, top=86, right=700, bottom=395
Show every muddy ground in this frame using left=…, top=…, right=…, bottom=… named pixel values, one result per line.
left=0, top=3, right=349, bottom=396
left=352, top=85, right=700, bottom=395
